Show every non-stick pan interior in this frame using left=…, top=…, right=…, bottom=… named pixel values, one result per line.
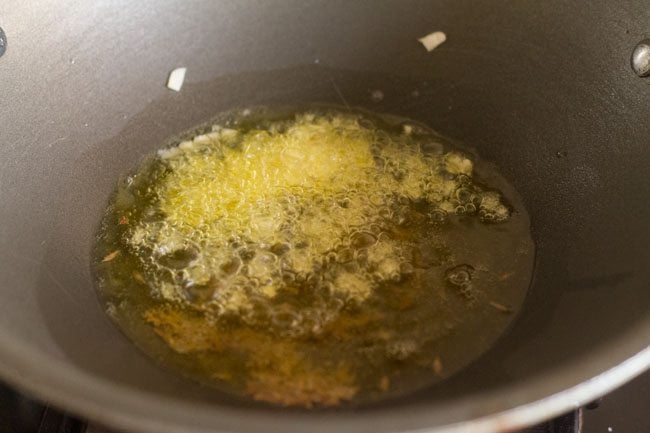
left=0, top=1, right=648, bottom=432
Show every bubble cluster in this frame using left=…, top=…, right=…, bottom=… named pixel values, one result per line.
left=123, top=111, right=511, bottom=336
left=445, top=264, right=477, bottom=299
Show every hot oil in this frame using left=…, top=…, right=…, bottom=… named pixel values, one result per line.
left=94, top=107, right=534, bottom=407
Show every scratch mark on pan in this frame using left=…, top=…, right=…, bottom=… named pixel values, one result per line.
left=329, top=78, right=351, bottom=110
left=6, top=250, right=85, bottom=309
left=43, top=268, right=85, bottom=309
left=16, top=136, right=68, bottom=163
left=46, top=136, right=68, bottom=148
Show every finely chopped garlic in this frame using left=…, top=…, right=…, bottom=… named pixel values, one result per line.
left=125, top=113, right=509, bottom=325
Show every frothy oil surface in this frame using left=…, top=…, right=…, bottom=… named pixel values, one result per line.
left=95, top=108, right=534, bottom=407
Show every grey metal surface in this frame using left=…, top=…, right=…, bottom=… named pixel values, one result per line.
left=0, top=1, right=648, bottom=432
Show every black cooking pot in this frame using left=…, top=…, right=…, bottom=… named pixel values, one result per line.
left=0, top=1, right=648, bottom=432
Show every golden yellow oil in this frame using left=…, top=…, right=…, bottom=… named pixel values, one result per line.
left=94, top=107, right=534, bottom=407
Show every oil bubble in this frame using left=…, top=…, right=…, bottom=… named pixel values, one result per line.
left=351, top=232, right=377, bottom=249
left=221, top=257, right=242, bottom=275
left=455, top=187, right=473, bottom=204
left=270, top=306, right=303, bottom=331
left=183, top=279, right=217, bottom=303
left=158, top=248, right=198, bottom=269
left=429, top=209, right=447, bottom=224
left=420, top=142, right=443, bottom=155
left=445, top=264, right=475, bottom=288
